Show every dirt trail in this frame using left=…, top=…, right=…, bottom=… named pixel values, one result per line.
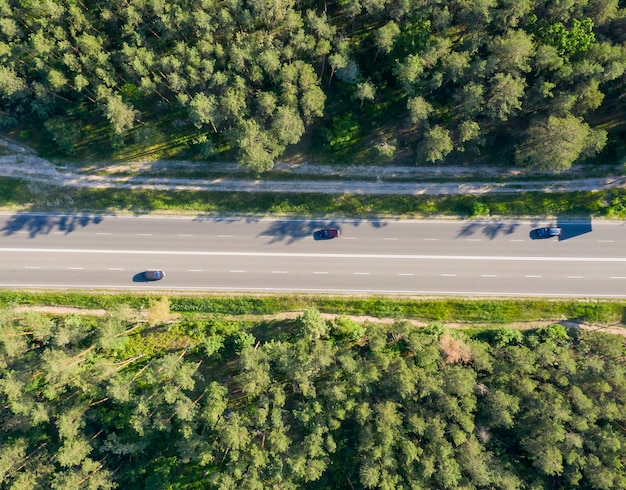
left=11, top=305, right=626, bottom=337
left=1, top=137, right=624, bottom=195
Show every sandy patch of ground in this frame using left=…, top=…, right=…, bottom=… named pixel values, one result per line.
left=13, top=305, right=107, bottom=316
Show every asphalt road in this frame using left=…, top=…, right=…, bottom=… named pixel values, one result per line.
left=0, top=213, right=625, bottom=297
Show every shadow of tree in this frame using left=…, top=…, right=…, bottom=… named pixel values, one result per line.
left=258, top=218, right=388, bottom=244
left=260, top=219, right=333, bottom=244
left=1, top=213, right=104, bottom=237
left=457, top=221, right=521, bottom=240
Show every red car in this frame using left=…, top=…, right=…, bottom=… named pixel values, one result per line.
left=314, top=229, right=340, bottom=240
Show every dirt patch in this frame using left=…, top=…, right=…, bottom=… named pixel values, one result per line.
left=13, top=305, right=107, bottom=316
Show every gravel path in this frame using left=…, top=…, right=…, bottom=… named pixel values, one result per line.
left=1, top=137, right=624, bottom=195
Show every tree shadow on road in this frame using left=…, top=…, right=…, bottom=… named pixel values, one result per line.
left=457, top=221, right=521, bottom=240
left=260, top=220, right=337, bottom=244
left=1, top=213, right=104, bottom=237
left=258, top=218, right=388, bottom=244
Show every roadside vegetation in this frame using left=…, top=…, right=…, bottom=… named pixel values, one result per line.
left=4, top=176, right=626, bottom=218
left=1, top=0, right=625, bottom=172
left=0, top=291, right=623, bottom=324
left=1, top=296, right=625, bottom=489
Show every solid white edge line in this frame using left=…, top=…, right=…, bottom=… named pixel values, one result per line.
left=4, top=248, right=626, bottom=262
left=4, top=283, right=626, bottom=298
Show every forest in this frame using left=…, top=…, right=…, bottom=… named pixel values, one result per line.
left=1, top=302, right=626, bottom=489
left=1, top=0, right=625, bottom=171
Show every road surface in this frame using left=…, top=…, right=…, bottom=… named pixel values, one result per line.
left=0, top=213, right=624, bottom=297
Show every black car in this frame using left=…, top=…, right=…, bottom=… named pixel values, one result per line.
left=143, top=270, right=165, bottom=281
left=314, top=229, right=340, bottom=240
left=534, top=227, right=562, bottom=238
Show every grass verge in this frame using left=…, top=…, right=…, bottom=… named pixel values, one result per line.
left=1, top=291, right=623, bottom=326
left=3, top=177, right=626, bottom=218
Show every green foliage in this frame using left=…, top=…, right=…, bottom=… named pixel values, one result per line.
left=530, top=17, right=597, bottom=57
left=319, top=113, right=361, bottom=152
left=1, top=299, right=626, bottom=487
left=0, top=0, right=623, bottom=169
left=494, top=327, right=524, bottom=346
left=296, top=308, right=329, bottom=341
left=516, top=114, right=606, bottom=172
left=43, top=117, right=82, bottom=155
left=329, top=315, right=366, bottom=342
left=418, top=126, right=453, bottom=163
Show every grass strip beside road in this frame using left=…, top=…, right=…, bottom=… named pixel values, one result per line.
left=0, top=291, right=623, bottom=326
left=2, top=177, right=626, bottom=218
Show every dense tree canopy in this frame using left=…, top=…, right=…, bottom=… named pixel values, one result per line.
left=0, top=0, right=625, bottom=171
left=1, top=306, right=626, bottom=488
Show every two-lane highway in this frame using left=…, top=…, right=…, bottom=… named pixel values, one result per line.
left=0, top=213, right=625, bottom=296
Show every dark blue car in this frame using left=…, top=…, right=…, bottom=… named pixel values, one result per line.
left=143, top=270, right=165, bottom=281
